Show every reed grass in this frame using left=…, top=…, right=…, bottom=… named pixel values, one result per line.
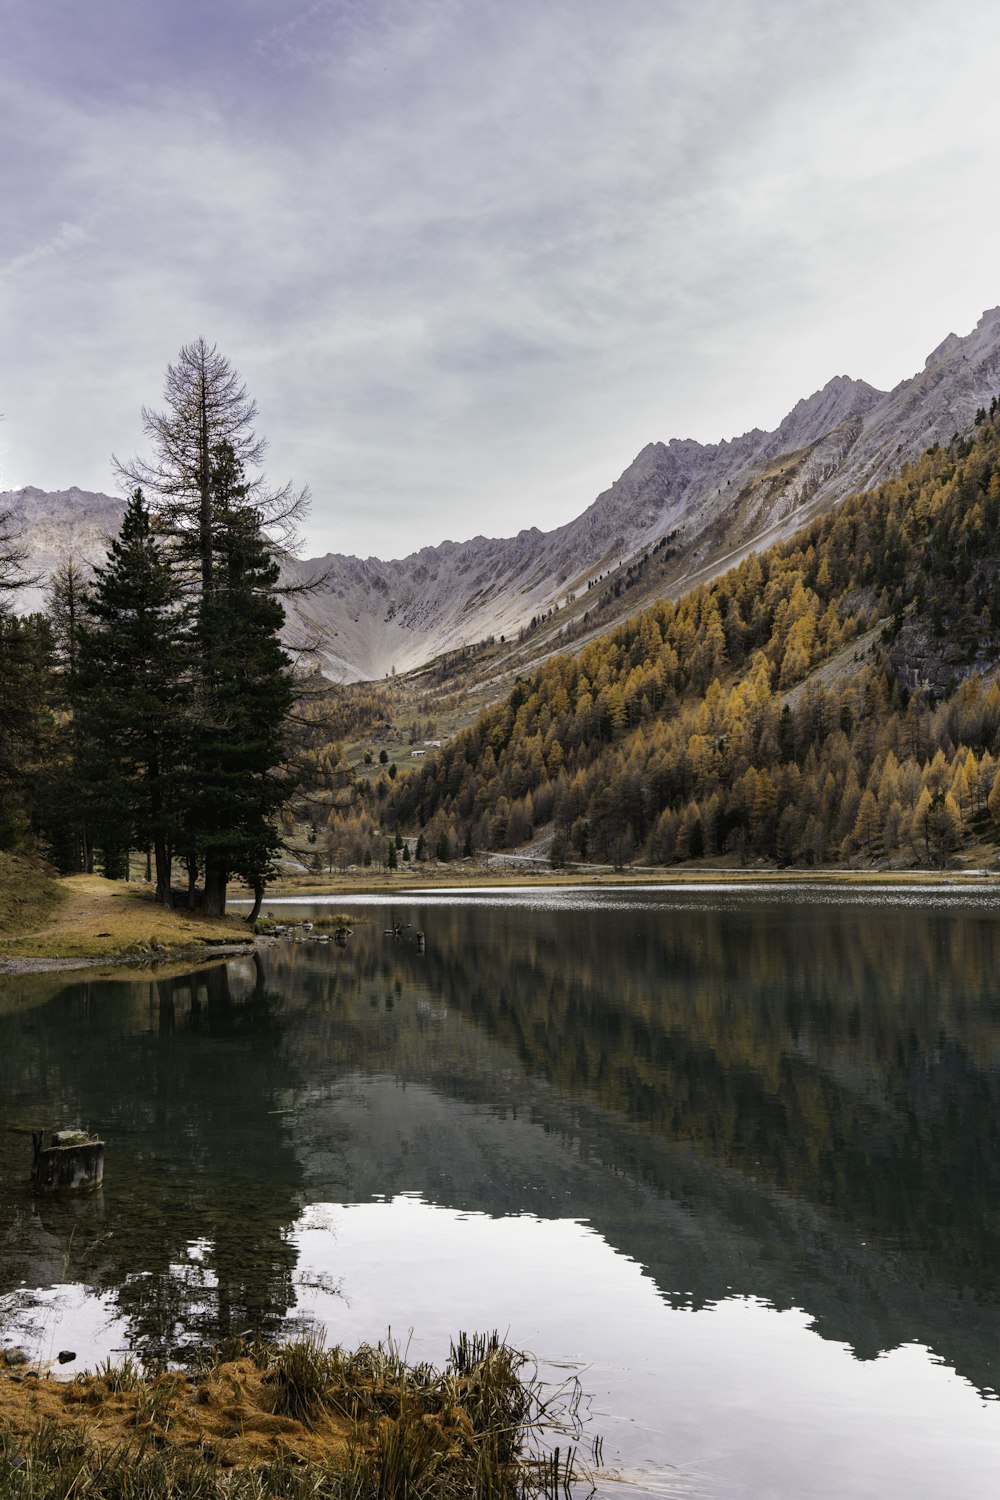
left=0, top=1332, right=588, bottom=1500
left=94, top=1356, right=143, bottom=1394
left=269, top=1330, right=336, bottom=1426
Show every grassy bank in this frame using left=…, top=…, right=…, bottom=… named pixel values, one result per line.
left=0, top=854, right=66, bottom=939
left=0, top=862, right=253, bottom=968
left=0, top=1333, right=581, bottom=1499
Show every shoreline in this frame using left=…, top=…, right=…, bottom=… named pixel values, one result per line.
left=2, top=865, right=998, bottom=979
left=0, top=941, right=258, bottom=978
left=0, top=869, right=258, bottom=978
left=258, top=864, right=1000, bottom=899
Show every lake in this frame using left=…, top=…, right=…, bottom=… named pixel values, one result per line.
left=2, top=884, right=1000, bottom=1497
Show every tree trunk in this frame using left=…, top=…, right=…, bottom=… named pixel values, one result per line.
left=203, top=860, right=228, bottom=917
left=154, top=839, right=173, bottom=907
left=246, top=877, right=264, bottom=924
left=186, top=855, right=199, bottom=910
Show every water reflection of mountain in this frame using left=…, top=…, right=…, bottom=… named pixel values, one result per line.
left=258, top=896, right=1000, bottom=1397
left=0, top=957, right=302, bottom=1363
left=2, top=893, right=1000, bottom=1397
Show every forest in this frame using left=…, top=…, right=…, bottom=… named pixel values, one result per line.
left=362, top=406, right=1000, bottom=869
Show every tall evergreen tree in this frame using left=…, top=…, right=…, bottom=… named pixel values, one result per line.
left=0, top=506, right=48, bottom=847
left=113, top=338, right=307, bottom=593
left=0, top=614, right=58, bottom=850
left=112, top=340, right=309, bottom=915
left=48, top=559, right=89, bottom=675
left=184, top=443, right=294, bottom=918
left=45, top=559, right=93, bottom=872
left=77, top=491, right=190, bottom=904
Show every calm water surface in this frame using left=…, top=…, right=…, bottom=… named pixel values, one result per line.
left=2, top=885, right=1000, bottom=1498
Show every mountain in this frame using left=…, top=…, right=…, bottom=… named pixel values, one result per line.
left=278, top=370, right=889, bottom=680
left=387, top=407, right=1000, bottom=871
left=0, top=486, right=123, bottom=613
left=7, top=307, right=1000, bottom=680
left=282, top=306, right=1000, bottom=679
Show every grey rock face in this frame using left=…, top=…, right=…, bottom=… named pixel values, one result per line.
left=280, top=307, right=1000, bottom=679
left=0, top=486, right=123, bottom=612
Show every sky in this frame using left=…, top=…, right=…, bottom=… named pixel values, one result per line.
left=3, top=0, right=1000, bottom=561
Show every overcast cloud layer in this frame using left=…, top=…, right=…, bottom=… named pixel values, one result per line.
left=3, top=0, right=1000, bottom=559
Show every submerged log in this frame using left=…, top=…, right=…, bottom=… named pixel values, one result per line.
left=30, top=1130, right=105, bottom=1193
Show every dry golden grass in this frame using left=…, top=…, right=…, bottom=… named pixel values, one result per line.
left=0, top=1356, right=352, bottom=1469
left=0, top=1333, right=581, bottom=1498
left=0, top=871, right=252, bottom=963
left=0, top=853, right=66, bottom=937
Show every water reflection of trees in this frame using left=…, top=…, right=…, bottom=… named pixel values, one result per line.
left=258, top=901, right=1000, bottom=1299
left=4, top=897, right=1000, bottom=1381
left=0, top=956, right=302, bottom=1365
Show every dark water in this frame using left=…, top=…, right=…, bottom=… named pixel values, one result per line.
left=2, top=884, right=1000, bottom=1497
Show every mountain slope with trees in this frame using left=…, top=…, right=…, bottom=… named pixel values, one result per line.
left=378, top=406, right=1000, bottom=869
left=278, top=306, right=1000, bottom=679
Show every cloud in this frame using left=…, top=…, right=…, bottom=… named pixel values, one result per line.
left=2, top=0, right=1000, bottom=557
left=1, top=221, right=90, bottom=281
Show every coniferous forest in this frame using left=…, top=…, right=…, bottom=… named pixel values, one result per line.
left=7, top=386, right=1000, bottom=888
left=0, top=340, right=298, bottom=916
left=374, top=408, right=1000, bottom=869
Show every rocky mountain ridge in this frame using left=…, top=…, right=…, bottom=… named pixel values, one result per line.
left=2, top=486, right=123, bottom=614
left=7, top=306, right=1000, bottom=680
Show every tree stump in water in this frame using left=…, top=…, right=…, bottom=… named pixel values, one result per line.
left=30, top=1130, right=105, bottom=1193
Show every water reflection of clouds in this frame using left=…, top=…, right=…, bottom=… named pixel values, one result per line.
left=245, top=882, right=1000, bottom=916
left=0, top=1281, right=128, bottom=1373
left=285, top=1196, right=1000, bottom=1500
left=4, top=1195, right=999, bottom=1496
left=6, top=895, right=1000, bottom=1495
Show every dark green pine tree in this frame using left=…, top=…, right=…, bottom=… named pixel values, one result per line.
left=76, top=490, right=190, bottom=903
left=186, top=443, right=294, bottom=919
left=0, top=511, right=54, bottom=851
left=43, top=559, right=94, bottom=873
left=0, top=613, right=59, bottom=851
